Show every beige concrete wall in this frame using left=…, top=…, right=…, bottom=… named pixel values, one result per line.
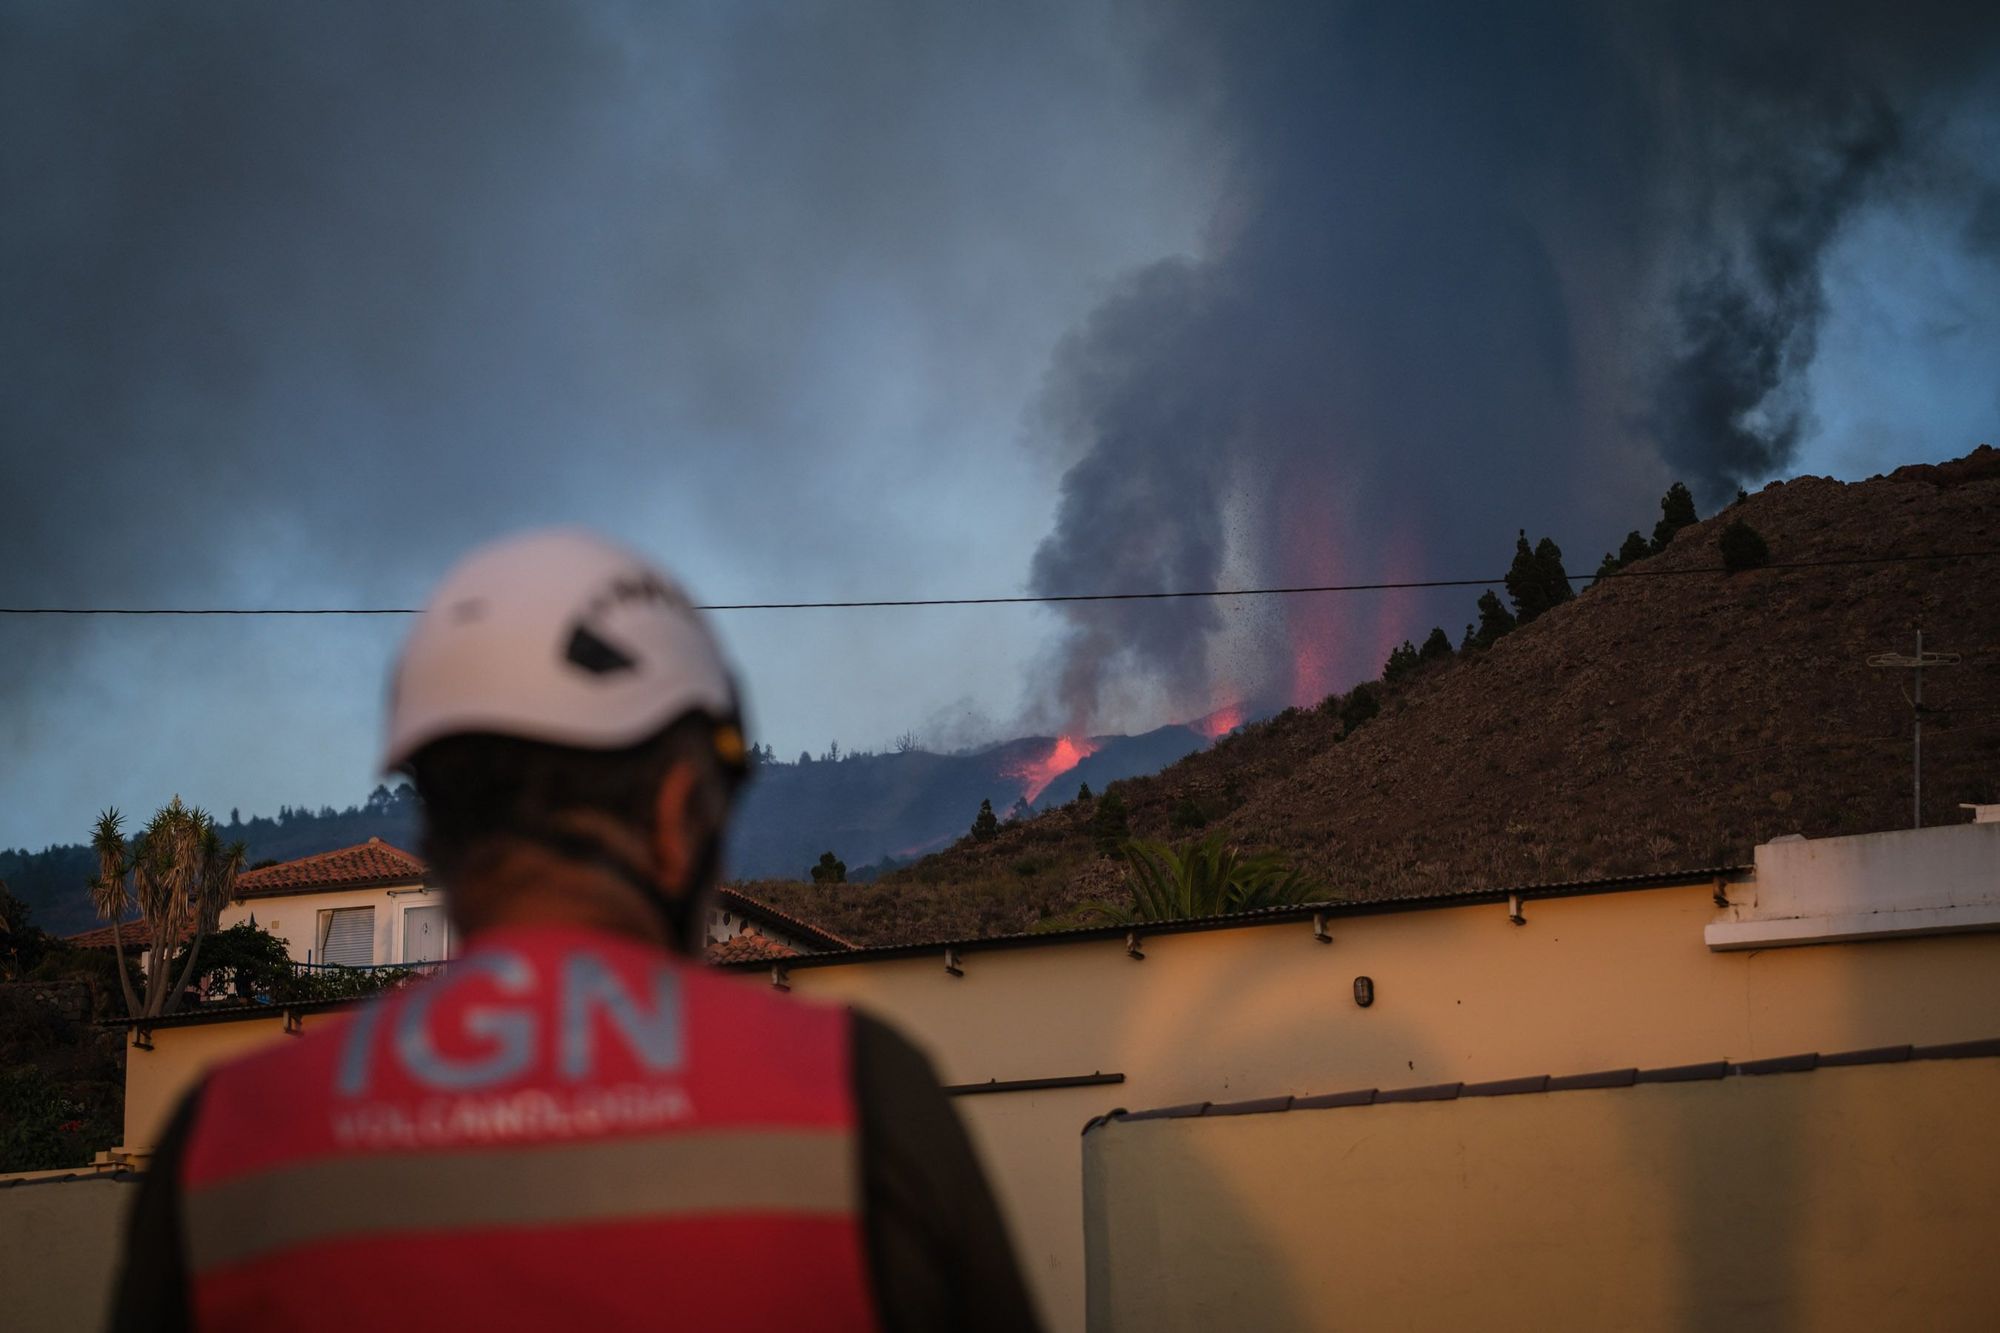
left=121, top=883, right=2000, bottom=1331
left=0, top=1175, right=144, bottom=1332
left=1082, top=1054, right=2000, bottom=1331
left=772, top=885, right=2000, bottom=1330
left=124, top=1012, right=300, bottom=1150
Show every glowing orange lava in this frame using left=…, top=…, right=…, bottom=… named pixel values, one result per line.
left=1194, top=703, right=1244, bottom=739
left=1007, top=734, right=1100, bottom=804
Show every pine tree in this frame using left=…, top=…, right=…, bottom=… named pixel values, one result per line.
left=1468, top=589, right=1516, bottom=649
left=1382, top=639, right=1420, bottom=684
left=809, top=851, right=847, bottom=884
left=1419, top=626, right=1453, bottom=663
left=1651, top=482, right=1698, bottom=552
left=1075, top=783, right=1094, bottom=803
left=1507, top=532, right=1572, bottom=624
left=1618, top=530, right=1650, bottom=566
left=1534, top=537, right=1574, bottom=612
left=1505, top=531, right=1542, bottom=620
left=970, top=799, right=999, bottom=843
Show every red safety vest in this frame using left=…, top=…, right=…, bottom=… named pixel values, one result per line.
left=179, top=925, right=876, bottom=1331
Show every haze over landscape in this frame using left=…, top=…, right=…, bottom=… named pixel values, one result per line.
left=5, top=0, right=2000, bottom=856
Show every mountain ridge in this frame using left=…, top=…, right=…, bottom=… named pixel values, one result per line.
left=742, top=447, right=2000, bottom=944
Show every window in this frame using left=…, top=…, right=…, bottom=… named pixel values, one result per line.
left=317, top=907, right=375, bottom=968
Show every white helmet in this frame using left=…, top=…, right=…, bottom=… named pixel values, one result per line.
left=383, top=529, right=743, bottom=772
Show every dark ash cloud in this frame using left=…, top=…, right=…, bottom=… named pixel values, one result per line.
left=1028, top=0, right=2000, bottom=731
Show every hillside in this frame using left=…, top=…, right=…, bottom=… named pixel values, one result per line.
left=3, top=708, right=1215, bottom=938
left=748, top=448, right=2000, bottom=945
left=727, top=723, right=1212, bottom=879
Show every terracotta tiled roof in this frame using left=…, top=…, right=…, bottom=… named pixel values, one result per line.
left=66, top=917, right=190, bottom=951
left=234, top=838, right=428, bottom=897
left=715, top=887, right=854, bottom=952
left=707, top=926, right=797, bottom=964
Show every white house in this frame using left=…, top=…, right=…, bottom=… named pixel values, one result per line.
left=70, top=837, right=849, bottom=969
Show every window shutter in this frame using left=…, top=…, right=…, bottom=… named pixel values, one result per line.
left=319, top=907, right=376, bottom=968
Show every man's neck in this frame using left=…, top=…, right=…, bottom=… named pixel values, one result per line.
left=449, top=839, right=678, bottom=953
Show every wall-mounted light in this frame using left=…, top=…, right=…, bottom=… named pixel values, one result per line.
left=1353, top=976, right=1375, bottom=1008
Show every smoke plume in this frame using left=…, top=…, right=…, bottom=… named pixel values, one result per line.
left=1030, top=1, right=2000, bottom=732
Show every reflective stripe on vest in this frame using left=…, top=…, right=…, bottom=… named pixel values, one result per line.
left=179, top=925, right=876, bottom=1332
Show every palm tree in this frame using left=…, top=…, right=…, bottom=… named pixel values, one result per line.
left=90, top=810, right=142, bottom=1017
left=1068, top=834, right=1327, bottom=925
left=90, top=799, right=247, bottom=1018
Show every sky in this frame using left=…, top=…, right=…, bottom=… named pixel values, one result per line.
left=4, top=1, right=1998, bottom=850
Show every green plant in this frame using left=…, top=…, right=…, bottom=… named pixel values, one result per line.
left=1382, top=639, right=1421, bottom=684
left=0, top=1065, right=118, bottom=1172
left=1718, top=519, right=1769, bottom=572
left=1169, top=798, right=1210, bottom=832
left=1090, top=791, right=1130, bottom=855
left=165, top=922, right=295, bottom=1003
left=88, top=800, right=247, bottom=1019
left=1074, top=782, right=1094, bottom=803
left=1652, top=481, right=1698, bottom=552
left=1419, top=627, right=1453, bottom=664
left=1463, top=589, right=1516, bottom=650
left=809, top=852, right=847, bottom=884
left=969, top=799, right=1000, bottom=843
left=1506, top=531, right=1574, bottom=624
left=1339, top=683, right=1380, bottom=736
left=1066, top=836, right=1325, bottom=925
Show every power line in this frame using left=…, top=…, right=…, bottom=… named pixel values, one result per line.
left=3, top=548, right=1998, bottom=616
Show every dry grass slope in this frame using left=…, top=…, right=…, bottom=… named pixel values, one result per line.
left=746, top=449, right=2000, bottom=946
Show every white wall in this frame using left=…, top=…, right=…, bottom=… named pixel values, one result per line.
left=1709, top=821, right=2000, bottom=948
left=220, top=884, right=447, bottom=967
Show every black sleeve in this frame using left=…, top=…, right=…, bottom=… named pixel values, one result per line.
left=851, top=1012, right=1043, bottom=1333
left=109, top=1083, right=203, bottom=1333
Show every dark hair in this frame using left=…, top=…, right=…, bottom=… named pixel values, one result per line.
left=407, top=714, right=731, bottom=880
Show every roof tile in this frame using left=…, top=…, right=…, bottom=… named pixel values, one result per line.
left=1734, top=1052, right=1818, bottom=1076
left=65, top=918, right=189, bottom=950
left=1205, top=1095, right=1295, bottom=1117
left=234, top=839, right=427, bottom=896
left=706, top=927, right=797, bottom=964
left=1635, top=1060, right=1730, bottom=1084
left=1375, top=1082, right=1463, bottom=1104
left=1545, top=1068, right=1637, bottom=1091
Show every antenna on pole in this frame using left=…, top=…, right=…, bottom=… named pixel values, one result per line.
left=1867, top=630, right=1961, bottom=829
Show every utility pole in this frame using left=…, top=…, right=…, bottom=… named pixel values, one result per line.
left=1867, top=630, right=1961, bottom=828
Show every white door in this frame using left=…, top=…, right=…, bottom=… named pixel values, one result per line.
left=403, top=904, right=448, bottom=963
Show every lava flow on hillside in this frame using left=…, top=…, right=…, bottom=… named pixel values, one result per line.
left=1006, top=734, right=1101, bottom=803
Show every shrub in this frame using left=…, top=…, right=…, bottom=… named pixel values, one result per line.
left=1718, top=519, right=1770, bottom=572
left=809, top=851, right=847, bottom=884
left=1169, top=798, right=1210, bottom=832
left=1339, top=683, right=1381, bottom=736
left=969, top=799, right=999, bottom=843
left=1090, top=792, right=1130, bottom=856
